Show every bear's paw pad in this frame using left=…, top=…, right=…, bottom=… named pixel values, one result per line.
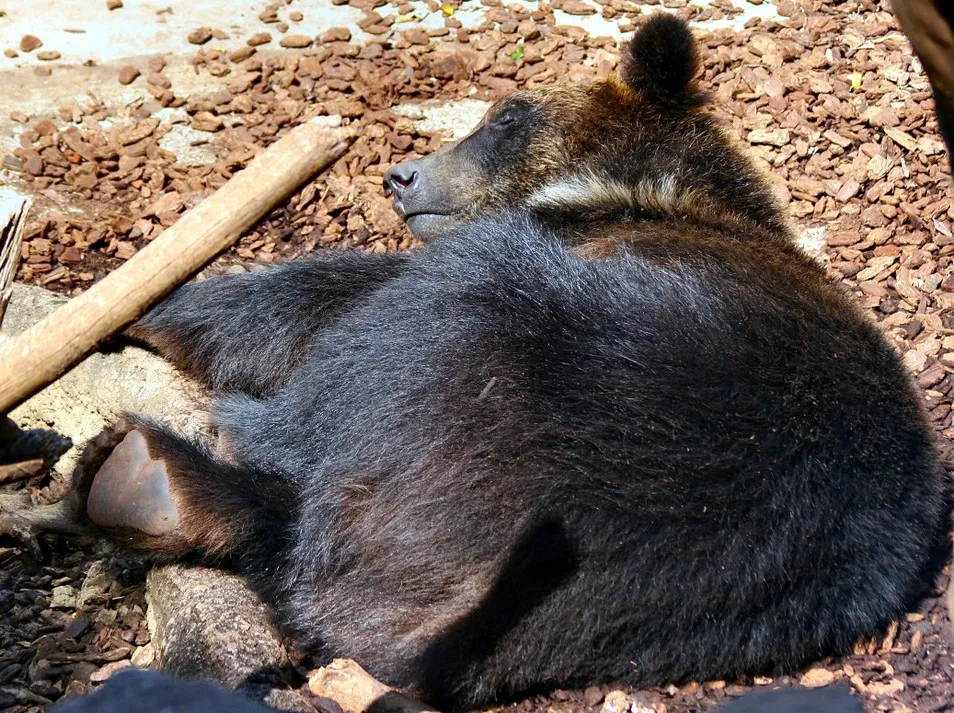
left=87, top=430, right=179, bottom=536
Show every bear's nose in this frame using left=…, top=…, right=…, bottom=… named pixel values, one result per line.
left=383, top=162, right=419, bottom=198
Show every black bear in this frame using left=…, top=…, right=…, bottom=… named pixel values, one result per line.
left=2, top=14, right=947, bottom=710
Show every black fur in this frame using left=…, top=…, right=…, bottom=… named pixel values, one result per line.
left=124, top=213, right=946, bottom=706
left=621, top=14, right=704, bottom=109
left=130, top=252, right=409, bottom=396
left=68, top=15, right=948, bottom=710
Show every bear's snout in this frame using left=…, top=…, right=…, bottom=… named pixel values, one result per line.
left=383, top=161, right=420, bottom=209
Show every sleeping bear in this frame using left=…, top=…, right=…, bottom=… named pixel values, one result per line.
left=2, top=14, right=947, bottom=710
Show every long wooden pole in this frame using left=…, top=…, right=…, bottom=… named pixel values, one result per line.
left=0, top=120, right=354, bottom=415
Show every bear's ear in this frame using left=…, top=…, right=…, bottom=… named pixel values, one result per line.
left=621, top=14, right=705, bottom=109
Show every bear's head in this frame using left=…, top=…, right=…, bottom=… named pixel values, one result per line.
left=384, top=14, right=788, bottom=241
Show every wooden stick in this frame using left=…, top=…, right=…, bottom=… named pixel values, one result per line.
left=0, top=459, right=45, bottom=484
left=0, top=195, right=30, bottom=329
left=0, top=120, right=353, bottom=415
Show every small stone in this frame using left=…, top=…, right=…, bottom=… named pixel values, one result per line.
left=131, top=643, right=156, bottom=667
left=823, top=130, right=852, bottom=148
left=89, top=660, right=133, bottom=683
left=747, top=128, right=790, bottom=147
left=147, top=72, right=172, bottom=89
left=187, top=27, right=214, bottom=45
left=866, top=154, right=892, bottom=181
left=289, top=10, right=303, bottom=21
left=192, top=111, right=224, bottom=132
left=562, top=0, right=597, bottom=14
left=835, top=180, right=860, bottom=202
left=321, top=27, right=351, bottom=43
left=20, top=35, right=42, bottom=52
left=404, top=28, right=429, bottom=45
left=386, top=133, right=413, bottom=151
left=106, top=0, right=123, bottom=8
left=518, top=19, right=540, bottom=40
left=600, top=690, right=632, bottom=713
left=64, top=612, right=91, bottom=638
left=917, top=362, right=946, bottom=389
left=229, top=46, right=255, bottom=62
left=50, top=585, right=77, bottom=610
left=247, top=32, right=272, bottom=46
left=36, top=50, right=61, bottom=61
left=763, top=78, right=785, bottom=98
left=799, top=668, right=835, bottom=688
left=23, top=153, right=43, bottom=176
left=118, top=65, right=140, bottom=85
left=63, top=680, right=88, bottom=698
left=70, top=165, right=99, bottom=190
left=115, top=241, right=137, bottom=260
left=866, top=679, right=904, bottom=696
left=146, top=191, right=183, bottom=216
left=4, top=49, right=18, bottom=58
left=279, top=34, right=314, bottom=48
left=583, top=687, right=604, bottom=706
left=861, top=205, right=887, bottom=228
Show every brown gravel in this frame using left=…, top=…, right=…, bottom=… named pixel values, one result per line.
left=247, top=32, right=273, bottom=46
left=116, top=66, right=140, bottom=85
left=18, top=35, right=41, bottom=53
left=1, top=0, right=953, bottom=711
left=279, top=34, right=315, bottom=48
left=187, top=27, right=214, bottom=45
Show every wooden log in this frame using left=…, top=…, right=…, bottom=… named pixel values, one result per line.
left=308, top=659, right=438, bottom=713
left=0, top=459, right=45, bottom=484
left=0, top=195, right=30, bottom=329
left=0, top=120, right=353, bottom=415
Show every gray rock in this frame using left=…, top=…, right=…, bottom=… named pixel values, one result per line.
left=145, top=564, right=288, bottom=687
left=50, top=584, right=78, bottom=609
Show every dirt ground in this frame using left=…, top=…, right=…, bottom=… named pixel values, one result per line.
left=1, top=0, right=953, bottom=711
